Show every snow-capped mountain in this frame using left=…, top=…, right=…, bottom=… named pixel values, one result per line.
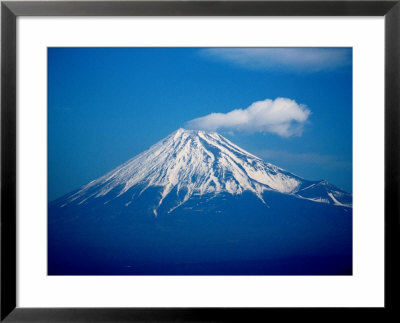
left=58, top=128, right=351, bottom=216
left=49, top=128, right=352, bottom=275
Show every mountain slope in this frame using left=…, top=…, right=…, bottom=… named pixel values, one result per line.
left=55, top=128, right=351, bottom=216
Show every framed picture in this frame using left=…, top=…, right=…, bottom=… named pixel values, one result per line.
left=1, top=0, right=399, bottom=321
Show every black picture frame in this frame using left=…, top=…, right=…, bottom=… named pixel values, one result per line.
left=1, top=1, right=399, bottom=321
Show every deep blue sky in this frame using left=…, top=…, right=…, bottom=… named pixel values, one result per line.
left=48, top=48, right=352, bottom=201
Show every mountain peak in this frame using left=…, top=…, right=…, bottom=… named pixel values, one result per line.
left=172, top=127, right=220, bottom=139
left=60, top=128, right=351, bottom=215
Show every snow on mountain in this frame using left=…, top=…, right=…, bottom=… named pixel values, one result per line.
left=61, top=128, right=352, bottom=215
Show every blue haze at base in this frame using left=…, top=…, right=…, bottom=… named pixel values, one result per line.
left=48, top=190, right=352, bottom=275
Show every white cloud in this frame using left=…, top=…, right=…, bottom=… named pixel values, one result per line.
left=186, top=98, right=311, bottom=137
left=201, top=48, right=351, bottom=72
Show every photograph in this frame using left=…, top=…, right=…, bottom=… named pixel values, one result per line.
left=48, top=47, right=353, bottom=275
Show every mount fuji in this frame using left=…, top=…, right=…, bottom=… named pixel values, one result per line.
left=49, top=128, right=352, bottom=275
